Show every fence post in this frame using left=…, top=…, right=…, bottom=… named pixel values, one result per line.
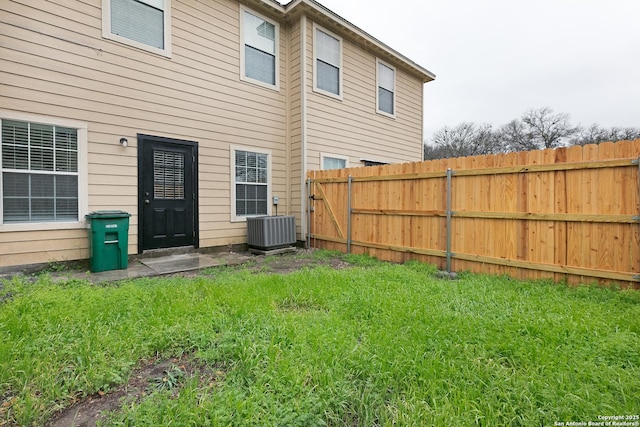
left=306, top=178, right=312, bottom=249
left=636, top=158, right=640, bottom=281
left=446, top=168, right=453, bottom=273
left=347, top=175, right=353, bottom=254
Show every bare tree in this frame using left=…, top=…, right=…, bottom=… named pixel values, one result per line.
left=500, top=107, right=579, bottom=151
left=571, top=124, right=609, bottom=146
left=523, top=107, right=579, bottom=148
left=429, top=122, right=503, bottom=158
left=423, top=143, right=450, bottom=160
left=500, top=119, right=536, bottom=152
left=610, top=126, right=640, bottom=141
left=570, top=124, right=640, bottom=146
left=425, top=107, right=637, bottom=160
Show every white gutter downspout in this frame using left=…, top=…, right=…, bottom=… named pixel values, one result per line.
left=300, top=15, right=308, bottom=243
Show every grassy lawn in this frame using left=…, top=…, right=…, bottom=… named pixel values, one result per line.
left=0, top=251, right=638, bottom=426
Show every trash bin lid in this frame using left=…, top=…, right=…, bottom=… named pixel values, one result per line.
left=85, top=210, right=131, bottom=219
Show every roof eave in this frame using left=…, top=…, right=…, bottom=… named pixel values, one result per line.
left=258, top=0, right=436, bottom=83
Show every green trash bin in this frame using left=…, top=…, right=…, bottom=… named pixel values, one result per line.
left=85, top=210, right=131, bottom=273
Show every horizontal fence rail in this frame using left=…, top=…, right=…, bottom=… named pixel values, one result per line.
left=308, top=140, right=640, bottom=289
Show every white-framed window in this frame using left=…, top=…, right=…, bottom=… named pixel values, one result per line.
left=230, top=146, right=271, bottom=221
left=313, top=25, right=343, bottom=99
left=240, top=6, right=279, bottom=90
left=320, top=153, right=348, bottom=170
left=0, top=111, right=88, bottom=231
left=102, top=0, right=172, bottom=57
left=361, top=158, right=389, bottom=167
left=376, top=59, right=396, bottom=117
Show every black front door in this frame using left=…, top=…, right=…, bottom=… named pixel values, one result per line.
left=138, top=134, right=198, bottom=251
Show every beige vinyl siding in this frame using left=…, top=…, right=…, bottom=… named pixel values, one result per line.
left=305, top=22, right=423, bottom=169
left=0, top=229, right=88, bottom=268
left=1, top=0, right=430, bottom=268
left=287, top=18, right=304, bottom=238
left=0, top=0, right=289, bottom=266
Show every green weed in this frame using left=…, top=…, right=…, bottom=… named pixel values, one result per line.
left=149, top=365, right=185, bottom=392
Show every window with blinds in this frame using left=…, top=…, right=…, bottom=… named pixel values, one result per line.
left=322, top=156, right=346, bottom=170
left=1, top=120, right=79, bottom=223
left=315, top=28, right=342, bottom=96
left=377, top=60, right=396, bottom=116
left=242, top=9, right=278, bottom=87
left=105, top=0, right=169, bottom=55
left=153, top=150, right=185, bottom=199
left=234, top=150, right=268, bottom=217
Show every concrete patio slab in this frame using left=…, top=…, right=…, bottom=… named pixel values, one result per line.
left=0, top=251, right=255, bottom=285
left=140, top=253, right=223, bottom=274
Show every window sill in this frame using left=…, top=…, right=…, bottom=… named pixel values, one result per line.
left=312, top=87, right=343, bottom=101
left=231, top=214, right=273, bottom=223
left=376, top=109, right=396, bottom=120
left=240, top=75, right=280, bottom=92
left=102, top=33, right=172, bottom=58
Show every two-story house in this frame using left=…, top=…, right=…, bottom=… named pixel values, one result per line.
left=0, top=0, right=435, bottom=268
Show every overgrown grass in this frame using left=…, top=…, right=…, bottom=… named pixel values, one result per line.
left=0, top=252, right=638, bottom=426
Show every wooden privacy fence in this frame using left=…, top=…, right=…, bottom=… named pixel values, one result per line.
left=307, top=140, right=640, bottom=289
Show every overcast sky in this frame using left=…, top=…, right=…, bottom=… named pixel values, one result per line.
left=287, top=0, right=640, bottom=142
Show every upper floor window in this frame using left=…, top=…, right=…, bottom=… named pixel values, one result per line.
left=240, top=7, right=279, bottom=89
left=1, top=116, right=87, bottom=228
left=314, top=26, right=342, bottom=99
left=102, top=0, right=172, bottom=57
left=377, top=59, right=396, bottom=117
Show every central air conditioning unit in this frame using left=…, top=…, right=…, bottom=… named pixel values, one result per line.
left=246, top=216, right=296, bottom=251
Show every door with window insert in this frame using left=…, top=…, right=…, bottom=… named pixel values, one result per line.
left=138, top=135, right=197, bottom=251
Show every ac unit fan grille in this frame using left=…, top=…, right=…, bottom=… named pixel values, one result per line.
left=247, top=216, right=296, bottom=250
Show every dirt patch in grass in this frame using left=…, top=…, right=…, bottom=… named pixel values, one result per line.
left=248, top=250, right=352, bottom=275
left=166, top=249, right=354, bottom=278
left=45, top=355, right=223, bottom=427
left=165, top=249, right=353, bottom=279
